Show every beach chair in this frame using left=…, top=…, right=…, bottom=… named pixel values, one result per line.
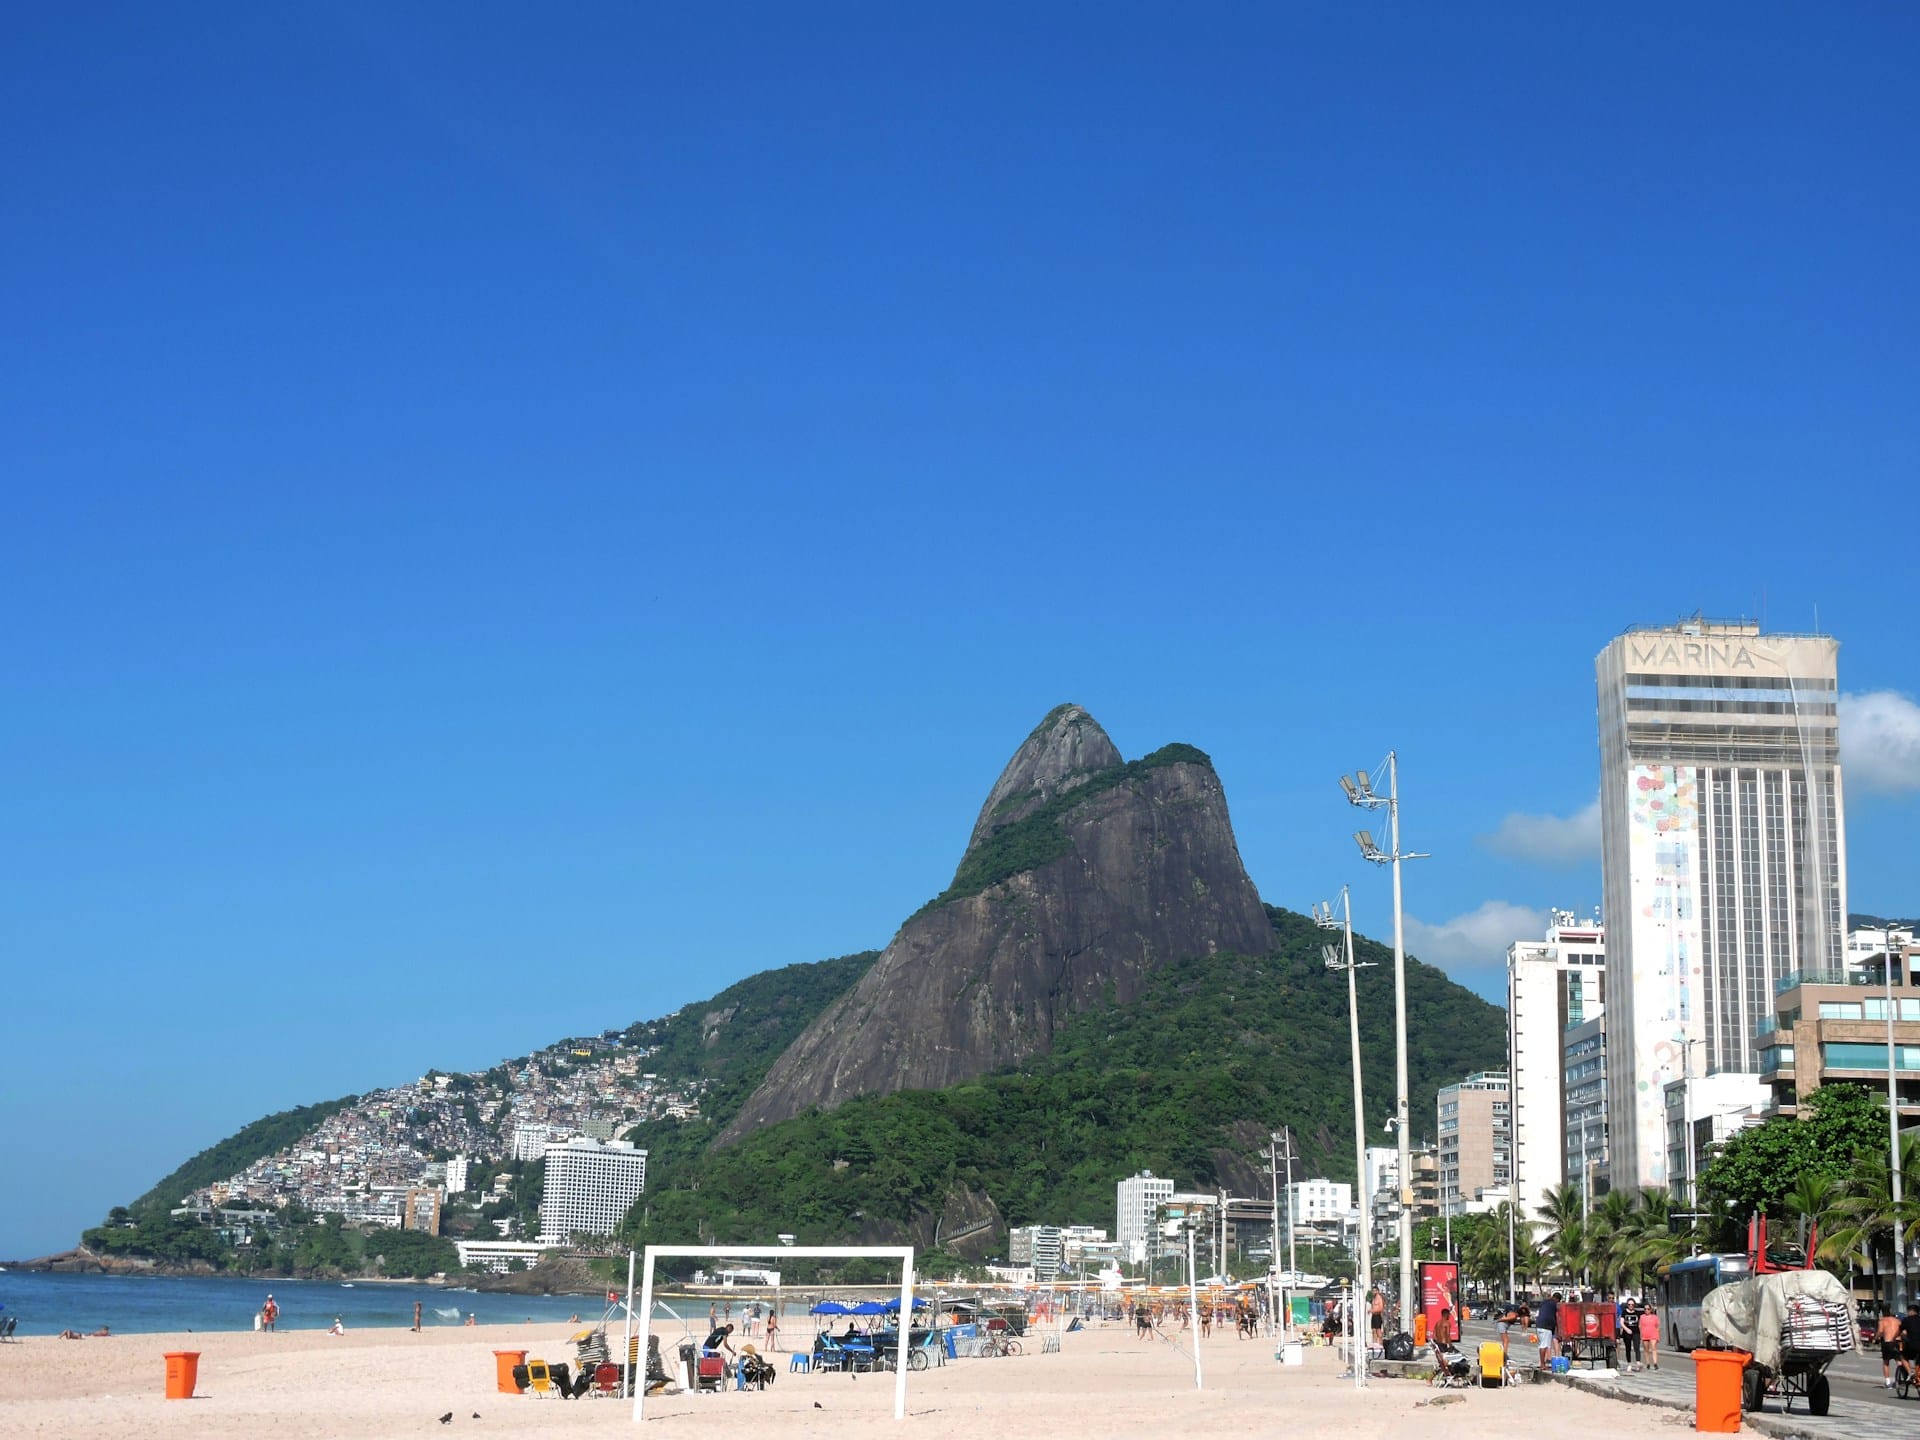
left=591, top=1363, right=622, bottom=1397
left=525, top=1359, right=556, bottom=1397
left=1430, top=1342, right=1472, bottom=1389
left=0, top=1317, right=16, bottom=1342
left=695, top=1351, right=728, bottom=1392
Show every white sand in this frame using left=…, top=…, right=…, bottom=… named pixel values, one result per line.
left=0, top=1321, right=1683, bottom=1438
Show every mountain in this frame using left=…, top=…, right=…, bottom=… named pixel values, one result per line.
left=627, top=907, right=1507, bottom=1255
left=723, top=705, right=1273, bottom=1138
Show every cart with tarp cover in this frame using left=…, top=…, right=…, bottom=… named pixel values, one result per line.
left=1556, top=1300, right=1617, bottom=1368
left=1700, top=1269, right=1855, bottom=1417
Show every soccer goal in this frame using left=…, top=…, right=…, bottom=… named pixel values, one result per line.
left=630, top=1244, right=917, bottom=1423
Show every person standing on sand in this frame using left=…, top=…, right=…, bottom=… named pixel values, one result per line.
left=413, top=1301, right=423, bottom=1332
left=766, top=1308, right=780, bottom=1351
left=263, top=1294, right=279, bottom=1332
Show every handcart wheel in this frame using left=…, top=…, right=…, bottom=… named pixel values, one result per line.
left=1807, top=1372, right=1830, bottom=1417
left=1741, top=1367, right=1765, bottom=1413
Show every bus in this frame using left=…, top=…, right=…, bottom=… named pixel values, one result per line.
left=1661, top=1253, right=1750, bottom=1351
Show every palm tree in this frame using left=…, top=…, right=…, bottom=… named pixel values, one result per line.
left=1783, top=1171, right=1842, bottom=1270
left=1828, top=1135, right=1920, bottom=1310
left=1612, top=1189, right=1681, bottom=1295
left=1535, top=1182, right=1587, bottom=1287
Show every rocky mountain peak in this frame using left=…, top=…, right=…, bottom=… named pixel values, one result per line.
left=720, top=707, right=1274, bottom=1142
left=965, top=704, right=1122, bottom=852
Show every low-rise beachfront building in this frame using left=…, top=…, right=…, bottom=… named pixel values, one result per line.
left=454, top=1239, right=559, bottom=1273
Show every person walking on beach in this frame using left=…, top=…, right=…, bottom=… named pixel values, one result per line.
left=413, top=1301, right=423, bottom=1332
left=1134, top=1301, right=1151, bottom=1340
left=262, top=1294, right=279, bottom=1332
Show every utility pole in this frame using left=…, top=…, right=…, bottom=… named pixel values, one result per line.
left=1317, top=888, right=1372, bottom=1388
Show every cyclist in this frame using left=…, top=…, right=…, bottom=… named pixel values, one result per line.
left=1879, top=1307, right=1905, bottom=1389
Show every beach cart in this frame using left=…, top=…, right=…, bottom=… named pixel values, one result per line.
left=1555, top=1300, right=1617, bottom=1369
left=1700, top=1269, right=1854, bottom=1417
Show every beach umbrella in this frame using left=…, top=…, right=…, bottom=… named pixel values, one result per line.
left=809, top=1301, right=850, bottom=1315
left=851, top=1301, right=890, bottom=1316
left=882, top=1297, right=931, bottom=1311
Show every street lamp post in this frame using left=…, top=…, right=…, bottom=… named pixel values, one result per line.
left=1885, top=938, right=1908, bottom=1312
left=1341, top=753, right=1428, bottom=1327
left=1267, top=1137, right=1282, bottom=1335
left=1317, top=888, right=1374, bottom=1390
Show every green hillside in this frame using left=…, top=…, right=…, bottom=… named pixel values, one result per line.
left=619, top=949, right=880, bottom=1160
left=620, top=908, right=1504, bottom=1249
left=131, top=1096, right=361, bottom=1218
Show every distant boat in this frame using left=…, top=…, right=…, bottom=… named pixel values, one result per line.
left=341, top=1283, right=355, bottom=1288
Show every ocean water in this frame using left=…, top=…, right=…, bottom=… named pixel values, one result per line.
left=0, top=1271, right=599, bottom=1336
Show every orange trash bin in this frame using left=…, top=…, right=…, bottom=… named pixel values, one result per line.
left=494, top=1349, right=529, bottom=1394
left=163, top=1351, right=201, bottom=1400
left=1691, top=1348, right=1751, bottom=1433
left=1412, top=1313, right=1428, bottom=1347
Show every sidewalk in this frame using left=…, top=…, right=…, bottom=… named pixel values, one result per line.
left=1556, top=1358, right=1890, bottom=1440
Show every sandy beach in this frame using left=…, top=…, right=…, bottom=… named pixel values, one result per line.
left=0, top=1319, right=1682, bottom=1439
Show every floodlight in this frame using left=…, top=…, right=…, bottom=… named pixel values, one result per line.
left=1355, top=770, right=1371, bottom=796
left=1354, top=830, right=1375, bottom=853
left=1323, top=944, right=1340, bottom=968
left=1339, top=775, right=1360, bottom=802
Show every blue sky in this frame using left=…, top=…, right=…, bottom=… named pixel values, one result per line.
left=3, top=4, right=1917, bottom=1259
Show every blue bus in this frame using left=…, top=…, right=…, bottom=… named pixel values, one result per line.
left=1661, top=1253, right=1750, bottom=1351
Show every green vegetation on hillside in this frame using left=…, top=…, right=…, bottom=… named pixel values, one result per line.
left=130, top=1097, right=360, bottom=1218
left=620, top=949, right=881, bottom=1168
left=82, top=1204, right=460, bottom=1278
left=915, top=743, right=1214, bottom=918
left=620, top=907, right=1505, bottom=1248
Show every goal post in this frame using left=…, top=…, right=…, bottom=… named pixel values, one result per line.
left=631, top=1244, right=916, bottom=1423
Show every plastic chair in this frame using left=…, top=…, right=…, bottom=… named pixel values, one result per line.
left=790, top=1352, right=811, bottom=1373
left=526, top=1359, right=555, bottom=1397
left=592, top=1363, right=621, bottom=1397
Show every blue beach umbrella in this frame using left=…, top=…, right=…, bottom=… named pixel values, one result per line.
left=809, top=1301, right=850, bottom=1315
left=882, top=1297, right=930, bottom=1311
left=851, top=1301, right=889, bottom=1316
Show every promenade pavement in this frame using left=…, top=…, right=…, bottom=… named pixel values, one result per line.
left=1448, top=1320, right=1919, bottom=1440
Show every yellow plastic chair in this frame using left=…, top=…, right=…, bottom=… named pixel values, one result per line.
left=526, top=1358, right=555, bottom=1397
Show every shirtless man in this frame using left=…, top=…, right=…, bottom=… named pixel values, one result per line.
left=1878, top=1307, right=1906, bottom=1388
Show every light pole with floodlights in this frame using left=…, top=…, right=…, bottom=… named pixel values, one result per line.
left=1316, top=888, right=1374, bottom=1389
left=1884, top=938, right=1908, bottom=1312
left=1341, top=753, right=1427, bottom=1329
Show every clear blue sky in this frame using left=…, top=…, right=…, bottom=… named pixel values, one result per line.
left=4, top=4, right=1917, bottom=1259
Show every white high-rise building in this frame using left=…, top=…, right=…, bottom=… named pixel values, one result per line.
left=1506, top=912, right=1605, bottom=1221
left=538, top=1138, right=647, bottom=1243
left=1596, top=619, right=1844, bottom=1190
left=444, top=1155, right=470, bottom=1196
left=1115, top=1171, right=1174, bottom=1264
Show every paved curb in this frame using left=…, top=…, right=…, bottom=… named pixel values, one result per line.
left=1558, top=1370, right=1851, bottom=1440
